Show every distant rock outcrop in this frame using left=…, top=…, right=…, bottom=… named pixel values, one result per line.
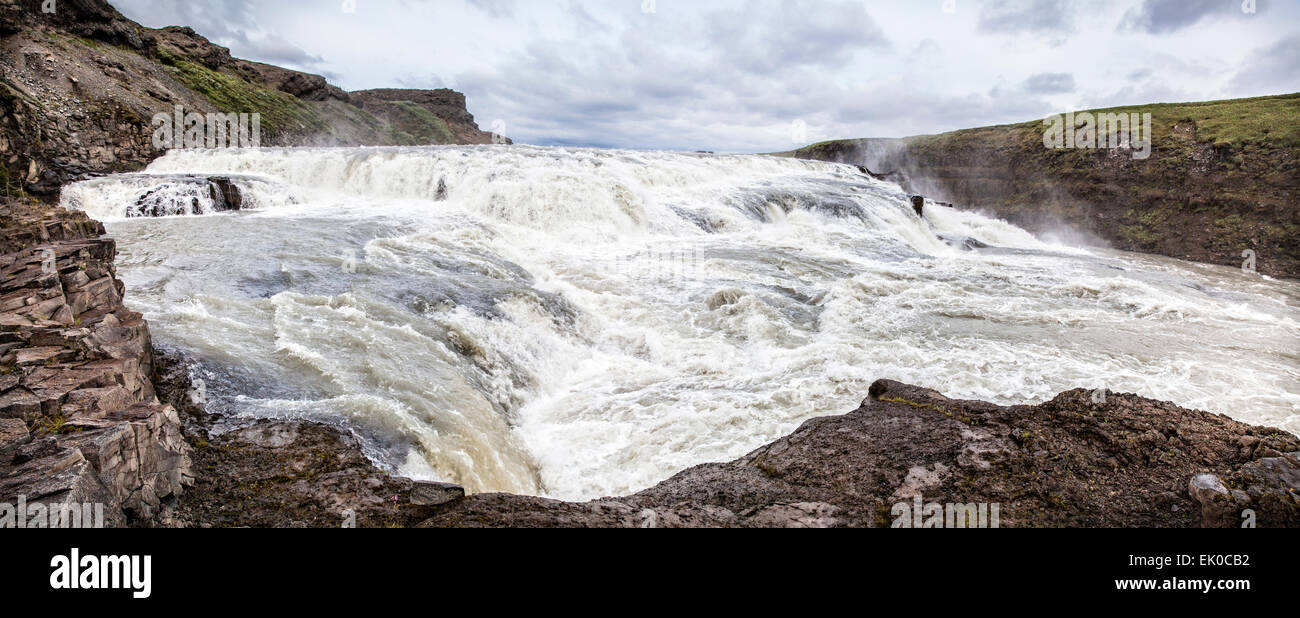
left=0, top=0, right=506, bottom=196
left=352, top=88, right=503, bottom=145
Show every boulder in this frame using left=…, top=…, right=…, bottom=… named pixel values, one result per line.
left=207, top=177, right=243, bottom=211
left=410, top=481, right=466, bottom=506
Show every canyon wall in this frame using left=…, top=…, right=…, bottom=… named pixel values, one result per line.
left=0, top=198, right=189, bottom=526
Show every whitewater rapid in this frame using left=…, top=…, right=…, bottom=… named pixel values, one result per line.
left=60, top=145, right=1300, bottom=500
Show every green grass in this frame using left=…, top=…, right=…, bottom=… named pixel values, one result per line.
left=155, top=47, right=328, bottom=139
left=964, top=93, right=1300, bottom=150
left=1108, top=94, right=1300, bottom=148
left=151, top=47, right=457, bottom=147
left=795, top=93, right=1300, bottom=158
left=30, top=413, right=82, bottom=436
left=376, top=100, right=457, bottom=145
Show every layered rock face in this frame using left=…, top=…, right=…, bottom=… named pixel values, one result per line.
left=0, top=199, right=190, bottom=526
left=418, top=380, right=1299, bottom=528
left=0, top=0, right=504, bottom=196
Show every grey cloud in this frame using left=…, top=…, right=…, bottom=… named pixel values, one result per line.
left=1022, top=72, right=1076, bottom=94
left=113, top=0, right=324, bottom=69
left=101, top=0, right=1300, bottom=153
left=112, top=0, right=259, bottom=40
left=707, top=0, right=890, bottom=73
left=1119, top=0, right=1261, bottom=34
left=829, top=83, right=1058, bottom=137
left=1228, top=33, right=1300, bottom=95
left=228, top=37, right=325, bottom=69
left=977, top=0, right=1078, bottom=36
left=565, top=0, right=609, bottom=31
left=455, top=0, right=891, bottom=151
left=466, top=0, right=518, bottom=19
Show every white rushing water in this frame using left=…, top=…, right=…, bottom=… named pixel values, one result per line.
left=60, top=145, right=1300, bottom=500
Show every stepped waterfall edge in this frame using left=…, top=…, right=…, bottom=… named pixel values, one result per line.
left=58, top=145, right=1300, bottom=503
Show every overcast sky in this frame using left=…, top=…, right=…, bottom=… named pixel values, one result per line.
left=110, top=0, right=1300, bottom=152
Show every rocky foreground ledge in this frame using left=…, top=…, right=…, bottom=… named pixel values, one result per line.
left=160, top=361, right=1300, bottom=528
left=416, top=381, right=1299, bottom=528
left=3, top=199, right=1297, bottom=528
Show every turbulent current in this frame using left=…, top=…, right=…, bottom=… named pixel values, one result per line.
left=59, top=145, right=1300, bottom=500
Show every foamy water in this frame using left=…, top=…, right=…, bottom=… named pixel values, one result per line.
left=60, top=145, right=1300, bottom=499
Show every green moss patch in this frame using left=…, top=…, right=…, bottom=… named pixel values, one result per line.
left=156, top=49, right=328, bottom=140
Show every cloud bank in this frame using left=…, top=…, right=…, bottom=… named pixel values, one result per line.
left=112, top=0, right=1300, bottom=152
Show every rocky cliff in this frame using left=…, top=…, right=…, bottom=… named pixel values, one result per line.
left=0, top=0, right=502, bottom=196
left=0, top=198, right=190, bottom=527
left=789, top=94, right=1300, bottom=279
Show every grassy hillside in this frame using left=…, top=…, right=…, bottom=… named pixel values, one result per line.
left=0, top=1, right=498, bottom=196
left=789, top=93, right=1300, bottom=278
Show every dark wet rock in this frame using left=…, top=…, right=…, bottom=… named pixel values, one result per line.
left=151, top=348, right=460, bottom=528
left=173, top=419, right=418, bottom=527
left=207, top=176, right=243, bottom=212
left=129, top=176, right=245, bottom=217
left=938, top=234, right=990, bottom=251
left=853, top=164, right=896, bottom=181
left=167, top=414, right=456, bottom=527
left=411, top=481, right=466, bottom=506
left=669, top=205, right=719, bottom=233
